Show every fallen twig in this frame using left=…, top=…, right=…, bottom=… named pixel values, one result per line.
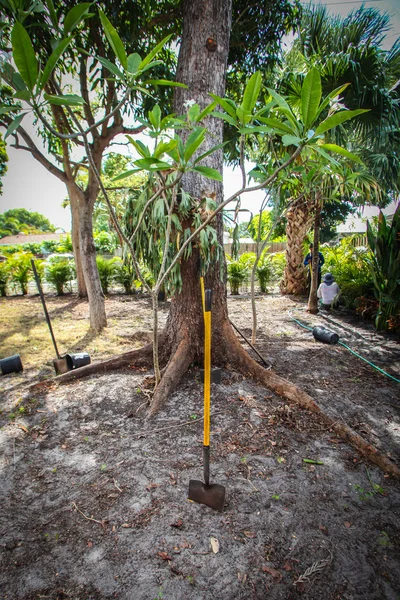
left=72, top=502, right=106, bottom=527
left=294, top=550, right=333, bottom=587
left=114, top=479, right=123, bottom=493
left=135, top=410, right=224, bottom=438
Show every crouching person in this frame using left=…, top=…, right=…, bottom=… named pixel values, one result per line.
left=317, top=273, right=340, bottom=310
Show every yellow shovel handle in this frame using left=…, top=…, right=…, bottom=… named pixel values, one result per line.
left=200, top=276, right=206, bottom=317
left=204, top=308, right=211, bottom=446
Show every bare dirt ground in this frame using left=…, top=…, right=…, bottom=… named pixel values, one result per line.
left=1, top=292, right=400, bottom=600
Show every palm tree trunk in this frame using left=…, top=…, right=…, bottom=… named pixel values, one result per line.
left=280, top=197, right=313, bottom=295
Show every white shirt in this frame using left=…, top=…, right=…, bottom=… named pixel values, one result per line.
left=317, top=282, right=340, bottom=304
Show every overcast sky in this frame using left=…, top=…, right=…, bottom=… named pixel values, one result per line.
left=0, top=0, right=399, bottom=231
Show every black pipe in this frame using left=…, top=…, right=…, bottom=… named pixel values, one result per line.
left=31, top=259, right=61, bottom=359
left=229, top=319, right=271, bottom=368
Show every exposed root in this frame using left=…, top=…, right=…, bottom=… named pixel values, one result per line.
left=149, top=336, right=195, bottom=416
left=223, top=321, right=400, bottom=479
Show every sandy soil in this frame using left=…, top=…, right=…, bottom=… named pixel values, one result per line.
left=0, top=292, right=399, bottom=600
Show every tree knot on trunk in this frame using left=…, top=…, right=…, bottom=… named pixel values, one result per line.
left=206, top=37, right=217, bottom=52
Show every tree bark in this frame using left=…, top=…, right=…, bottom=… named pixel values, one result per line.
left=68, top=184, right=87, bottom=298
left=308, top=193, right=322, bottom=313
left=280, top=197, right=313, bottom=295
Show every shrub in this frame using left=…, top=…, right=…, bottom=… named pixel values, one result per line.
left=96, top=256, right=119, bottom=294
left=7, top=252, right=33, bottom=295
left=114, top=261, right=136, bottom=294
left=41, top=240, right=59, bottom=253
left=57, top=234, right=73, bottom=253
left=94, top=231, right=118, bottom=254
left=256, top=254, right=275, bottom=293
left=322, top=238, right=373, bottom=308
left=269, top=251, right=286, bottom=280
left=45, top=259, right=74, bottom=295
left=0, top=262, right=9, bottom=296
left=227, top=260, right=249, bottom=295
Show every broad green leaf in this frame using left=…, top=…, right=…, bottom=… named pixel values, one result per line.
left=196, top=101, right=217, bottom=122
left=96, top=56, right=125, bottom=79
left=154, top=139, right=178, bottom=159
left=112, top=169, right=141, bottom=182
left=44, top=93, right=85, bottom=105
left=266, top=88, right=291, bottom=112
left=209, top=93, right=237, bottom=118
left=301, top=67, right=321, bottom=130
left=127, top=52, right=141, bottom=74
left=0, top=106, right=18, bottom=115
left=210, top=111, right=238, bottom=127
left=98, top=10, right=127, bottom=70
left=192, top=166, right=222, bottom=181
left=14, top=89, right=31, bottom=101
left=5, top=112, right=26, bottom=139
left=184, top=127, right=206, bottom=162
left=282, top=134, right=301, bottom=147
left=64, top=4, right=91, bottom=35
left=241, top=71, right=262, bottom=114
left=314, top=109, right=369, bottom=137
left=236, top=106, right=252, bottom=125
left=238, top=125, right=273, bottom=134
left=148, top=104, right=161, bottom=130
left=127, top=136, right=150, bottom=158
left=11, top=22, right=38, bottom=91
left=139, top=34, right=172, bottom=70
left=12, top=72, right=28, bottom=91
left=134, top=157, right=171, bottom=170
left=257, top=117, right=295, bottom=135
left=313, top=145, right=340, bottom=166
left=144, top=79, right=187, bottom=88
left=193, top=142, right=227, bottom=165
left=188, top=103, right=200, bottom=122
left=320, top=143, right=363, bottom=164
left=39, top=36, right=73, bottom=91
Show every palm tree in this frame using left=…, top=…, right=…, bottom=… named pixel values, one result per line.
left=278, top=5, right=400, bottom=294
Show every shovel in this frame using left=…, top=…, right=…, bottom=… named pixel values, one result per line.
left=188, top=286, right=226, bottom=512
left=31, top=259, right=90, bottom=375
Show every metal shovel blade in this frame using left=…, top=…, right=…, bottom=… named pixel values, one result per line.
left=53, top=357, right=69, bottom=375
left=188, top=479, right=226, bottom=512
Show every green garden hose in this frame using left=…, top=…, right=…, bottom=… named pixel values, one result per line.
left=288, top=312, right=400, bottom=384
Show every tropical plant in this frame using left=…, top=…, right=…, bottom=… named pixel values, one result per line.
left=227, top=260, right=249, bottom=295
left=256, top=253, right=275, bottom=293
left=323, top=238, right=373, bottom=308
left=7, top=251, right=33, bottom=295
left=114, top=260, right=137, bottom=294
left=0, top=261, right=9, bottom=296
left=45, top=259, right=74, bottom=295
left=94, top=231, right=118, bottom=254
left=366, top=206, right=400, bottom=331
left=96, top=256, right=119, bottom=295
left=58, top=235, right=73, bottom=253
left=270, top=252, right=287, bottom=279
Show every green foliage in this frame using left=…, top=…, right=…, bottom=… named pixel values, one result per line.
left=0, top=209, right=55, bottom=235
left=366, top=207, right=400, bottom=331
left=256, top=252, right=275, bottom=293
left=45, top=258, right=74, bottom=295
left=0, top=261, right=9, bottom=296
left=96, top=256, right=119, bottom=294
left=0, top=133, right=8, bottom=195
left=114, top=260, right=136, bottom=294
left=269, top=252, right=286, bottom=280
left=57, top=234, right=73, bottom=253
left=7, top=251, right=33, bottom=294
left=227, top=259, right=249, bottom=295
left=94, top=231, right=118, bottom=254
left=323, top=238, right=373, bottom=308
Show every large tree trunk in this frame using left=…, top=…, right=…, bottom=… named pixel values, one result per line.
left=69, top=185, right=87, bottom=298
left=79, top=199, right=107, bottom=331
left=150, top=0, right=233, bottom=413
left=308, top=194, right=322, bottom=314
left=280, top=197, right=313, bottom=295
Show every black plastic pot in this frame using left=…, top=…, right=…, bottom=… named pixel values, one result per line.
left=0, top=354, right=23, bottom=375
left=313, top=326, right=339, bottom=345
left=66, top=352, right=91, bottom=370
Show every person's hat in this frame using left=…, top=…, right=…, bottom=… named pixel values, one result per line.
left=323, top=273, right=334, bottom=283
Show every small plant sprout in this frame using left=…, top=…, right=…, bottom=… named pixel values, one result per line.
left=52, top=467, right=57, bottom=473
left=271, top=494, right=280, bottom=500
left=277, top=456, right=285, bottom=464
left=190, top=414, right=198, bottom=420
left=100, top=464, right=107, bottom=472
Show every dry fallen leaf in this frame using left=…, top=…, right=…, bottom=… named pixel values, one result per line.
left=210, top=536, right=220, bottom=554
left=283, top=562, right=292, bottom=571
left=18, top=425, right=29, bottom=433
left=121, top=523, right=131, bottom=528
left=344, top=521, right=352, bottom=528
left=262, top=566, right=282, bottom=581
left=157, top=551, right=172, bottom=561
left=170, top=518, right=183, bottom=529
left=243, top=531, right=256, bottom=538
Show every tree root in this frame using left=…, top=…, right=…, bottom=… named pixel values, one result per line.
left=149, top=336, right=195, bottom=416
left=223, top=321, right=400, bottom=479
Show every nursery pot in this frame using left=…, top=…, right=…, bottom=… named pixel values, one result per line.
left=65, top=352, right=91, bottom=370
left=0, top=354, right=23, bottom=375
left=313, top=326, right=339, bottom=345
